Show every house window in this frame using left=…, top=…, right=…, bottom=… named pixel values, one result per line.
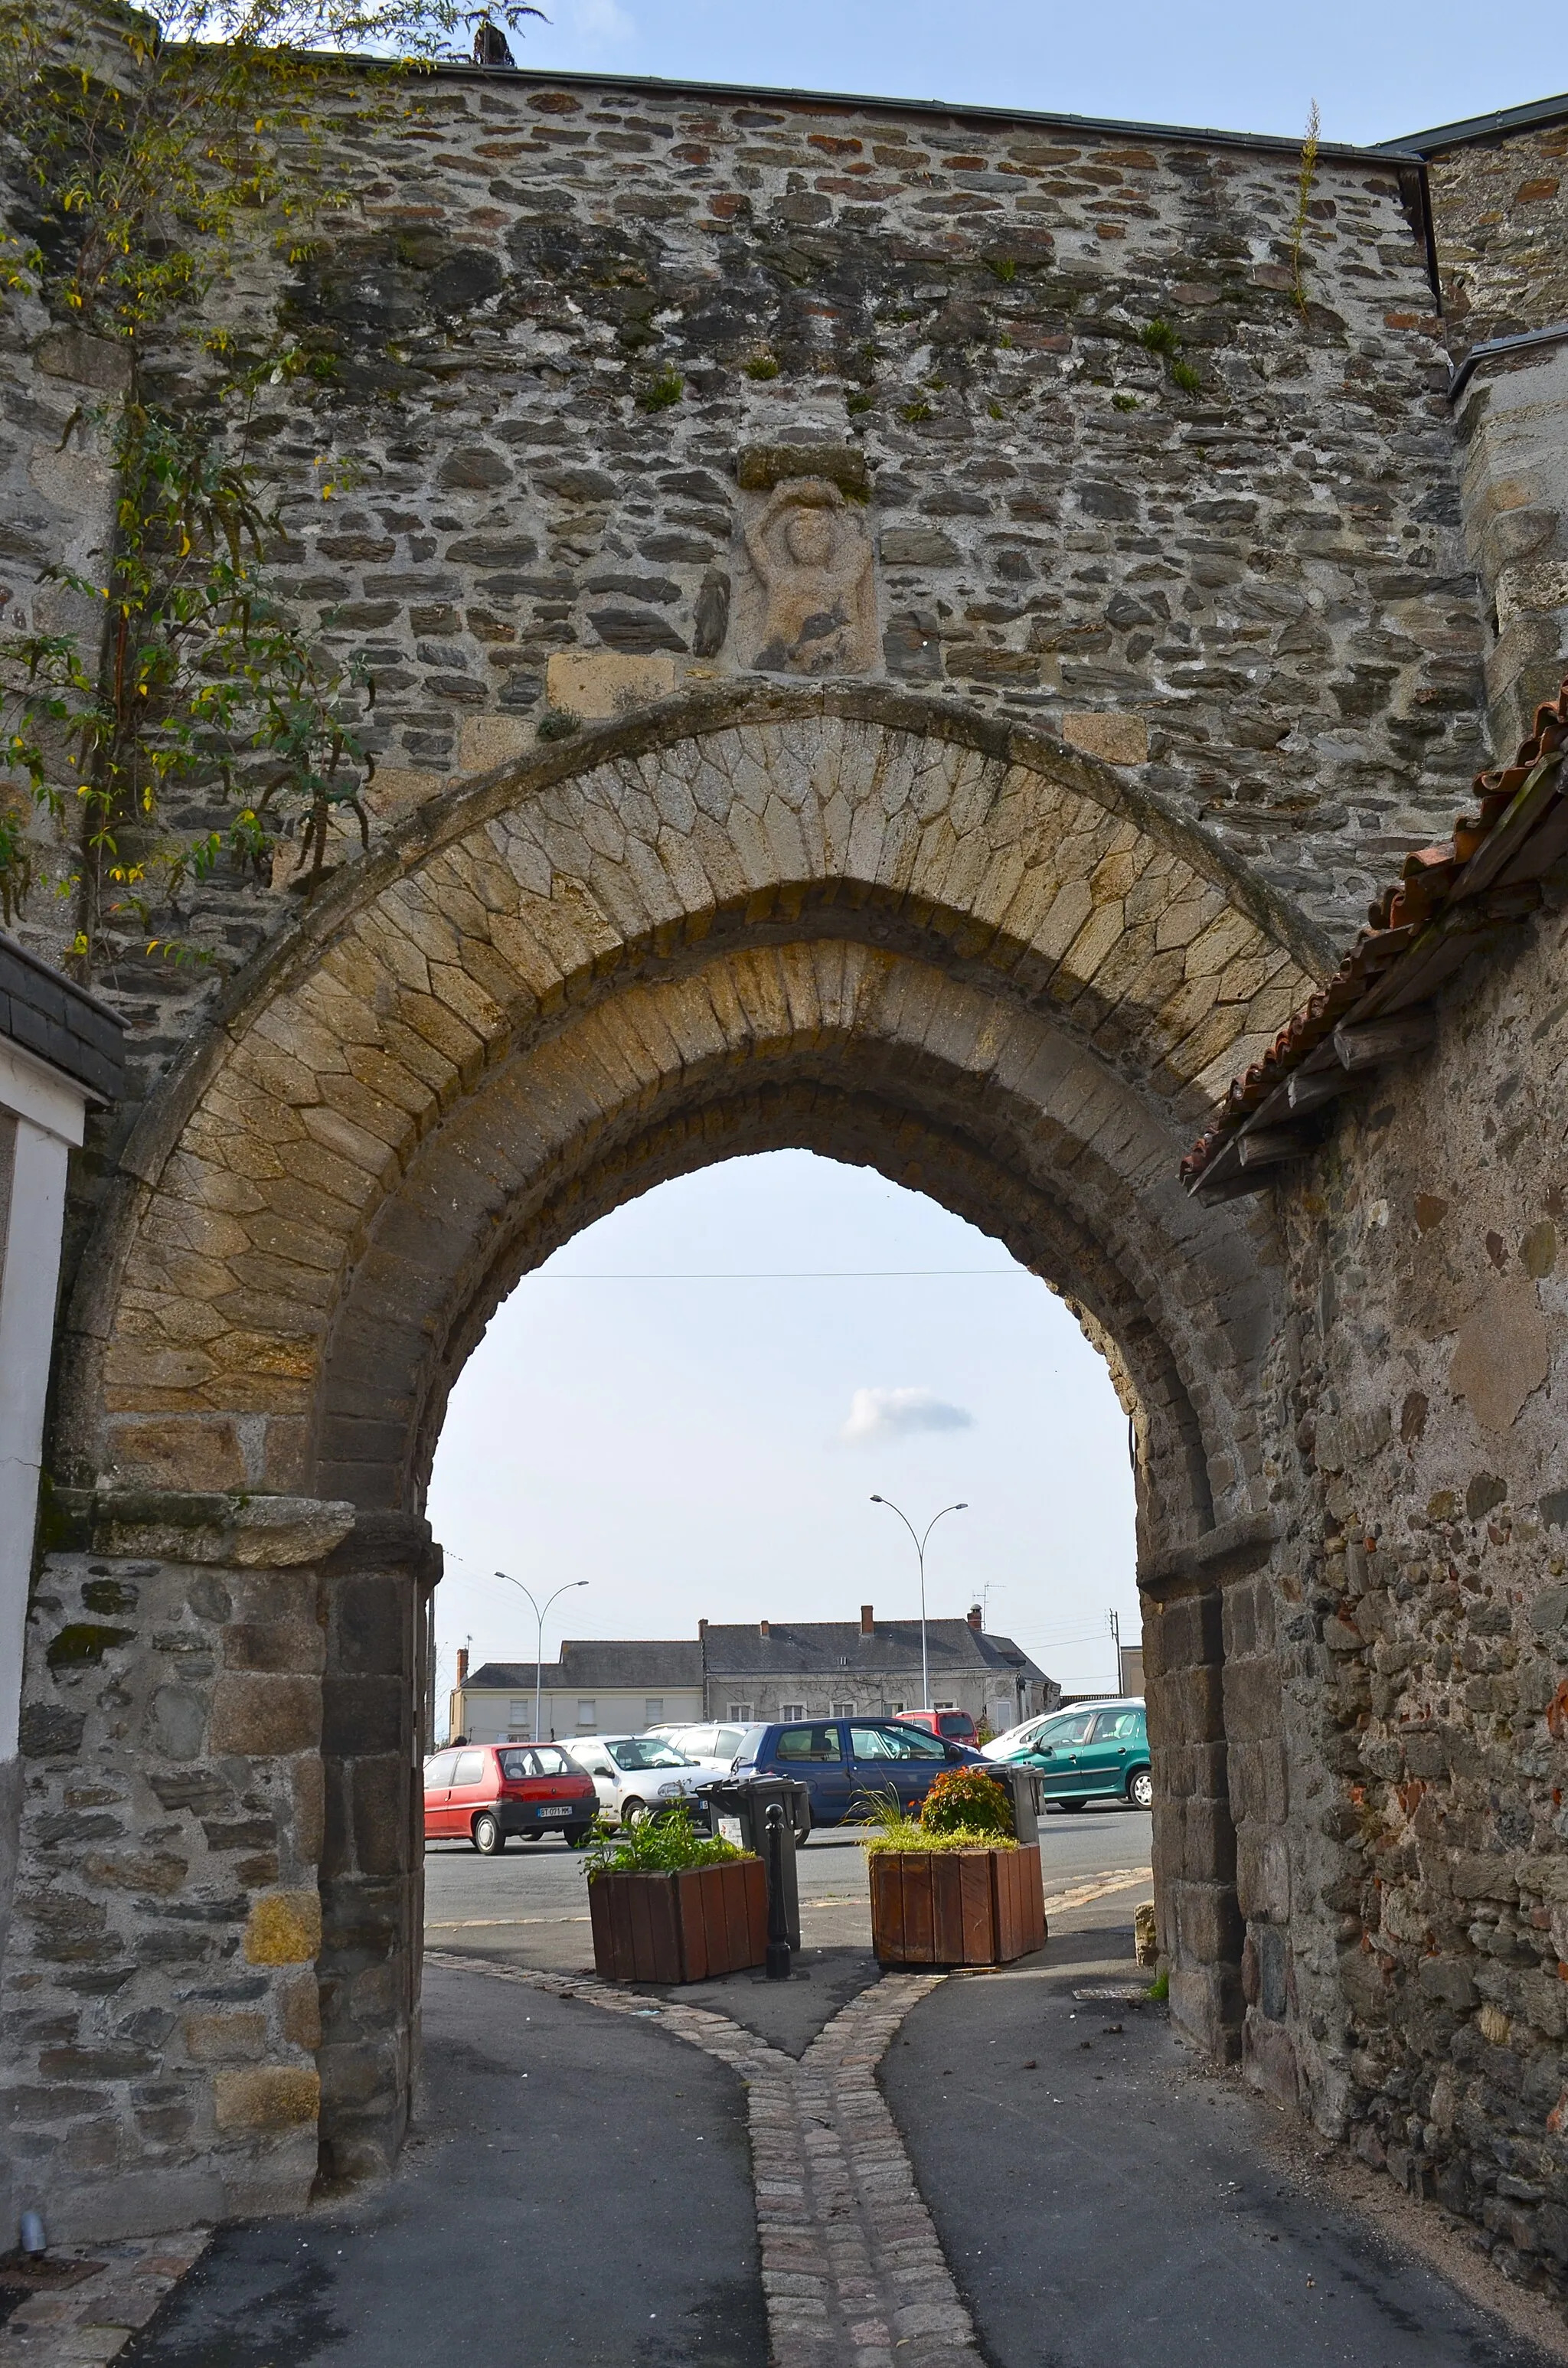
left=889, top=1701, right=906, bottom=1715
left=831, top=1700, right=856, bottom=1716
left=933, top=1700, right=958, bottom=1711
left=780, top=1701, right=806, bottom=1722
left=509, top=1700, right=533, bottom=1731
left=727, top=1700, right=753, bottom=1721
left=577, top=1700, right=596, bottom=1730
left=645, top=1698, right=663, bottom=1725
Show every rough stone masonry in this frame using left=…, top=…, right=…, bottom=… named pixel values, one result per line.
left=2, top=48, right=1568, bottom=2301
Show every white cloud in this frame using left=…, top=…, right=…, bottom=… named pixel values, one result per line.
left=838, top=1386, right=975, bottom=1447
left=560, top=0, right=635, bottom=49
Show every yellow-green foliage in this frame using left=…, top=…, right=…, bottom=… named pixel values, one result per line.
left=0, top=0, right=544, bottom=958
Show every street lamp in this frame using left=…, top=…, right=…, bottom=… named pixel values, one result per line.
left=494, top=1571, right=589, bottom=1743
left=869, top=1498, right=967, bottom=1713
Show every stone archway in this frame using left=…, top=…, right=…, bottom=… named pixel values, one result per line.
left=13, top=686, right=1323, bottom=2234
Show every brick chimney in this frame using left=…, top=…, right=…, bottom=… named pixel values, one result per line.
left=860, top=1604, right=874, bottom=1635
left=966, top=1605, right=982, bottom=1630
left=456, top=1647, right=469, bottom=1684
left=760, top=1618, right=769, bottom=1638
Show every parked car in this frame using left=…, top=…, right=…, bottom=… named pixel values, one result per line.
left=982, top=1710, right=1057, bottom=1761
left=989, top=1699, right=1151, bottom=1811
left=423, top=1742, right=598, bottom=1854
left=569, top=1733, right=710, bottom=1827
left=645, top=1720, right=760, bottom=1774
left=733, top=1716, right=985, bottom=1834
left=895, top=1707, right=981, bottom=1752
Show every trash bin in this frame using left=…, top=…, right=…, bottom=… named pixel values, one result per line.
left=988, top=1762, right=1042, bottom=1848
left=697, top=1775, right=808, bottom=1951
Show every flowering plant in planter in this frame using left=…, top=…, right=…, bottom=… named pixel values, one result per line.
left=861, top=1768, right=1018, bottom=1855
left=862, top=1775, right=1043, bottom=1968
left=918, top=1765, right=1017, bottom=1841
left=579, top=1805, right=750, bottom=1882
left=580, top=1807, right=766, bottom=1983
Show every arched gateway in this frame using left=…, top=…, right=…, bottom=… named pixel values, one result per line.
left=13, top=684, right=1320, bottom=2234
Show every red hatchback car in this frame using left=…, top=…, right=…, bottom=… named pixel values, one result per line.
left=894, top=1708, right=981, bottom=1752
left=423, top=1743, right=598, bottom=1854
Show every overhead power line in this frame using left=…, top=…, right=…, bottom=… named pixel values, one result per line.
left=524, top=1267, right=1031, bottom=1281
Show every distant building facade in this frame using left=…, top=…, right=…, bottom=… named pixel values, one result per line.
left=451, top=1639, right=704, bottom=1744
left=701, top=1605, right=1053, bottom=1735
left=449, top=1606, right=1053, bottom=1744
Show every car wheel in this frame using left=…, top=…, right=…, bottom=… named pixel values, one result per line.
left=1060, top=1798, right=1089, bottom=1813
left=1127, top=1765, right=1154, bottom=1811
left=473, top=1812, right=506, bottom=1854
left=621, top=1798, right=647, bottom=1826
left=564, top=1828, right=591, bottom=1849
left=795, top=1800, right=812, bottom=1848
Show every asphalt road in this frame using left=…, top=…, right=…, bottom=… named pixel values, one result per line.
left=423, top=1802, right=1154, bottom=1973
left=122, top=1963, right=766, bottom=2368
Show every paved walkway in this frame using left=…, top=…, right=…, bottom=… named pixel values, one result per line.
left=885, top=1916, right=1561, bottom=2367
left=9, top=1863, right=1567, bottom=2368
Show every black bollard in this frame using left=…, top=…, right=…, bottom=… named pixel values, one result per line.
left=764, top=1802, right=792, bottom=1980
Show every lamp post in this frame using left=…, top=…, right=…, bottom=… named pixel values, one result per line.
left=494, top=1572, right=589, bottom=1743
left=869, top=1498, right=967, bottom=1712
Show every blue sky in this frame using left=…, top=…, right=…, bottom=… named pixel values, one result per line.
left=504, top=0, right=1560, bottom=148
left=428, top=1152, right=1139, bottom=1712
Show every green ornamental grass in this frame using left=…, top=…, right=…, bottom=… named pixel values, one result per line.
left=580, top=1803, right=751, bottom=1881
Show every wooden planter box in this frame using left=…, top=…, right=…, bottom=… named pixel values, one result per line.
left=869, top=1843, right=1047, bottom=1968
left=588, top=1857, right=768, bottom=1983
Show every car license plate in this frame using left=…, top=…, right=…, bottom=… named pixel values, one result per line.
left=537, top=1805, right=572, bottom=1818
left=717, top=1814, right=743, bottom=1847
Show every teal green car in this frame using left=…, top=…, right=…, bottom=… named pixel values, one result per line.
left=991, top=1699, right=1151, bottom=1811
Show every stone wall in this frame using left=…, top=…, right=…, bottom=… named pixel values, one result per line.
left=5, top=64, right=1496, bottom=1132
left=11, top=56, right=1568, bottom=2258
left=1454, top=343, right=1568, bottom=758
left=0, top=1492, right=435, bottom=2240
left=1248, top=872, right=1568, bottom=2288
left=1426, top=115, right=1568, bottom=354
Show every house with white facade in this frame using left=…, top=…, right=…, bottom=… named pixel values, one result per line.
left=450, top=1638, right=704, bottom=1743
left=449, top=1606, right=1053, bottom=1745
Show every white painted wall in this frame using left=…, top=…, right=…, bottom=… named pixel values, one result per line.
left=0, top=1035, right=91, bottom=1971
left=0, top=1040, right=87, bottom=1754
left=450, top=1685, right=705, bottom=1743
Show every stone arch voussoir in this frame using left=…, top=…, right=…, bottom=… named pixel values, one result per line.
left=59, top=686, right=1320, bottom=1540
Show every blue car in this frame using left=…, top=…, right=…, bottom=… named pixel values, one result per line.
left=733, top=1716, right=985, bottom=1838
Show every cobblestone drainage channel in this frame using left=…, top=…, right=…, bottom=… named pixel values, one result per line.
left=429, top=1948, right=983, bottom=2368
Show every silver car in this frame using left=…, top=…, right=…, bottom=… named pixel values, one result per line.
left=569, top=1733, right=707, bottom=1827
left=645, top=1720, right=758, bottom=1775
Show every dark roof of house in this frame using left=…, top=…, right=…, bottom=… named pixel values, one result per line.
left=1182, top=677, right=1568, bottom=1202
left=701, top=1621, right=1045, bottom=1683
left=1376, top=92, right=1568, bottom=155
left=464, top=1640, right=703, bottom=1691
left=0, top=933, right=125, bottom=1103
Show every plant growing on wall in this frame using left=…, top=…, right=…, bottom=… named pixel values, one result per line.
left=1288, top=100, right=1322, bottom=322
left=0, top=0, right=541, bottom=969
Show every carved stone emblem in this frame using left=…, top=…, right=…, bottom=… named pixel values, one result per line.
left=737, top=477, right=876, bottom=676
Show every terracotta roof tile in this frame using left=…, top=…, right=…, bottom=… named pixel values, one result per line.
left=1181, top=675, right=1568, bottom=1196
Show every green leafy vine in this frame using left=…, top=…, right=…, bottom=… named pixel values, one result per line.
left=0, top=0, right=542, bottom=972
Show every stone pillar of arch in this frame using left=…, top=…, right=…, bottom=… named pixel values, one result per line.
left=6, top=689, right=1324, bottom=2236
